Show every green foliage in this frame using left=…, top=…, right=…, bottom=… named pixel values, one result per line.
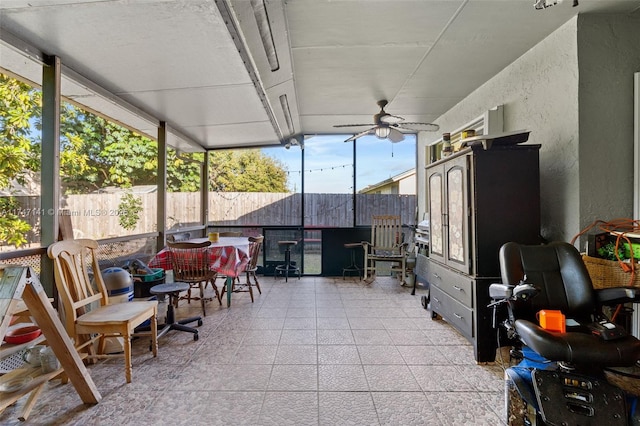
left=59, top=110, right=158, bottom=193
left=0, top=74, right=40, bottom=247
left=167, top=150, right=203, bottom=192
left=0, top=198, right=31, bottom=246
left=209, top=150, right=288, bottom=192
left=597, top=242, right=622, bottom=261
left=117, top=191, right=143, bottom=230
left=0, top=74, right=40, bottom=188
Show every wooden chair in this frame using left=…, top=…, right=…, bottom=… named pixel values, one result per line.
left=167, top=232, right=191, bottom=243
left=47, top=239, right=158, bottom=384
left=363, top=215, right=408, bottom=285
left=167, top=240, right=221, bottom=316
left=221, top=235, right=263, bottom=302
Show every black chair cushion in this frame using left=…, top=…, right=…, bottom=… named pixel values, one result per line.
left=515, top=319, right=640, bottom=367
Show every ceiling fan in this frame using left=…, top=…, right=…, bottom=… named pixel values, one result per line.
left=333, top=100, right=440, bottom=143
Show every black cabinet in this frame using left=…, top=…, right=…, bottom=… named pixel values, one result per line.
left=425, top=144, right=541, bottom=362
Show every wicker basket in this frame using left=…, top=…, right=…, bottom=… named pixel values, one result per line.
left=582, top=255, right=640, bottom=289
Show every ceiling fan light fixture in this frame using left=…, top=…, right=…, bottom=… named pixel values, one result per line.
left=335, top=100, right=438, bottom=142
left=375, top=126, right=391, bottom=139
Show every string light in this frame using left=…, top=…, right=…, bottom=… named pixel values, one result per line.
left=285, top=163, right=352, bottom=175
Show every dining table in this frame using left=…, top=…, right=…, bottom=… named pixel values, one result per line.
left=148, top=236, right=251, bottom=307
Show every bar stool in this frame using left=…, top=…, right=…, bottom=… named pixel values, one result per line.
left=275, top=240, right=300, bottom=282
left=150, top=282, right=202, bottom=341
left=342, top=242, right=364, bottom=279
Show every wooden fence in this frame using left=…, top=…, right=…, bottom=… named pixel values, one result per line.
left=3, top=192, right=415, bottom=246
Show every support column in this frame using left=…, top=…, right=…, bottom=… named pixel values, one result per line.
left=202, top=151, right=210, bottom=231
left=157, top=122, right=168, bottom=249
left=40, top=55, right=61, bottom=295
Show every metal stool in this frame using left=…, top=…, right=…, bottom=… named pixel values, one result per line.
left=150, top=282, right=202, bottom=341
left=342, top=242, right=364, bottom=279
left=275, top=240, right=300, bottom=282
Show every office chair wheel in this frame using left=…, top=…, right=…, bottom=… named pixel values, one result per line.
left=198, top=319, right=203, bottom=326
left=193, top=333, right=199, bottom=341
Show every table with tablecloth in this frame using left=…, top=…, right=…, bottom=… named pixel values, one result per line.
left=148, top=237, right=250, bottom=307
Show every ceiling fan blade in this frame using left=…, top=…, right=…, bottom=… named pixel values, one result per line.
left=333, top=123, right=375, bottom=128
left=388, top=128, right=405, bottom=143
left=379, top=114, right=404, bottom=124
left=397, top=122, right=440, bottom=132
left=344, top=128, right=373, bottom=142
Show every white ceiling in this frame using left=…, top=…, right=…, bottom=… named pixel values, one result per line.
left=1, top=0, right=639, bottom=151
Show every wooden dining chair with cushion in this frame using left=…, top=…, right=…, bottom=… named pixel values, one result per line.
left=167, top=232, right=191, bottom=243
left=47, top=239, right=158, bottom=384
left=221, top=235, right=263, bottom=302
left=167, top=240, right=221, bottom=316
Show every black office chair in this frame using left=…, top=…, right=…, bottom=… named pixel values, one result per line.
left=497, top=241, right=640, bottom=368
left=492, top=241, right=640, bottom=425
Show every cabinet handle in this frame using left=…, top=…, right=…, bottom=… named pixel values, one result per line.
left=433, top=273, right=441, bottom=280
left=433, top=297, right=440, bottom=303
left=453, top=285, right=463, bottom=292
left=453, top=313, right=463, bottom=319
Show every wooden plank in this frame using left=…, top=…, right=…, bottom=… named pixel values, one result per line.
left=18, top=382, right=46, bottom=421
left=20, top=268, right=101, bottom=404
left=58, top=209, right=74, bottom=240
left=0, top=366, right=62, bottom=412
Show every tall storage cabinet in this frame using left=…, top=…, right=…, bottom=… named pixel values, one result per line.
left=425, top=144, right=541, bottom=362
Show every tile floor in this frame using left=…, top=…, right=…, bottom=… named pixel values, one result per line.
left=0, top=276, right=508, bottom=425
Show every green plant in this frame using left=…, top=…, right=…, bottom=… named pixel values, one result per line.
left=597, top=242, right=623, bottom=261
left=0, top=197, right=31, bottom=247
left=117, top=191, right=143, bottom=230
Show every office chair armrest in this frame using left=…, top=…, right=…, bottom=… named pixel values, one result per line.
left=595, top=287, right=640, bottom=306
left=489, top=283, right=514, bottom=300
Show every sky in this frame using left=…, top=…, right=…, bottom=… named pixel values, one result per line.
left=263, top=133, right=417, bottom=193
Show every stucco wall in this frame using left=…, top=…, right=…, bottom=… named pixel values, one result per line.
left=577, top=14, right=640, bottom=240
left=418, top=14, right=640, bottom=244
left=418, top=17, right=579, bottom=242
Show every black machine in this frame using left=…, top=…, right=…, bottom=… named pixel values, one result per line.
left=489, top=241, right=640, bottom=425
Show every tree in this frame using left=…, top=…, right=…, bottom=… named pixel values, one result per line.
left=0, top=75, right=40, bottom=188
left=0, top=74, right=40, bottom=246
left=167, top=150, right=203, bottom=192
left=58, top=110, right=158, bottom=193
left=209, top=150, right=288, bottom=192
